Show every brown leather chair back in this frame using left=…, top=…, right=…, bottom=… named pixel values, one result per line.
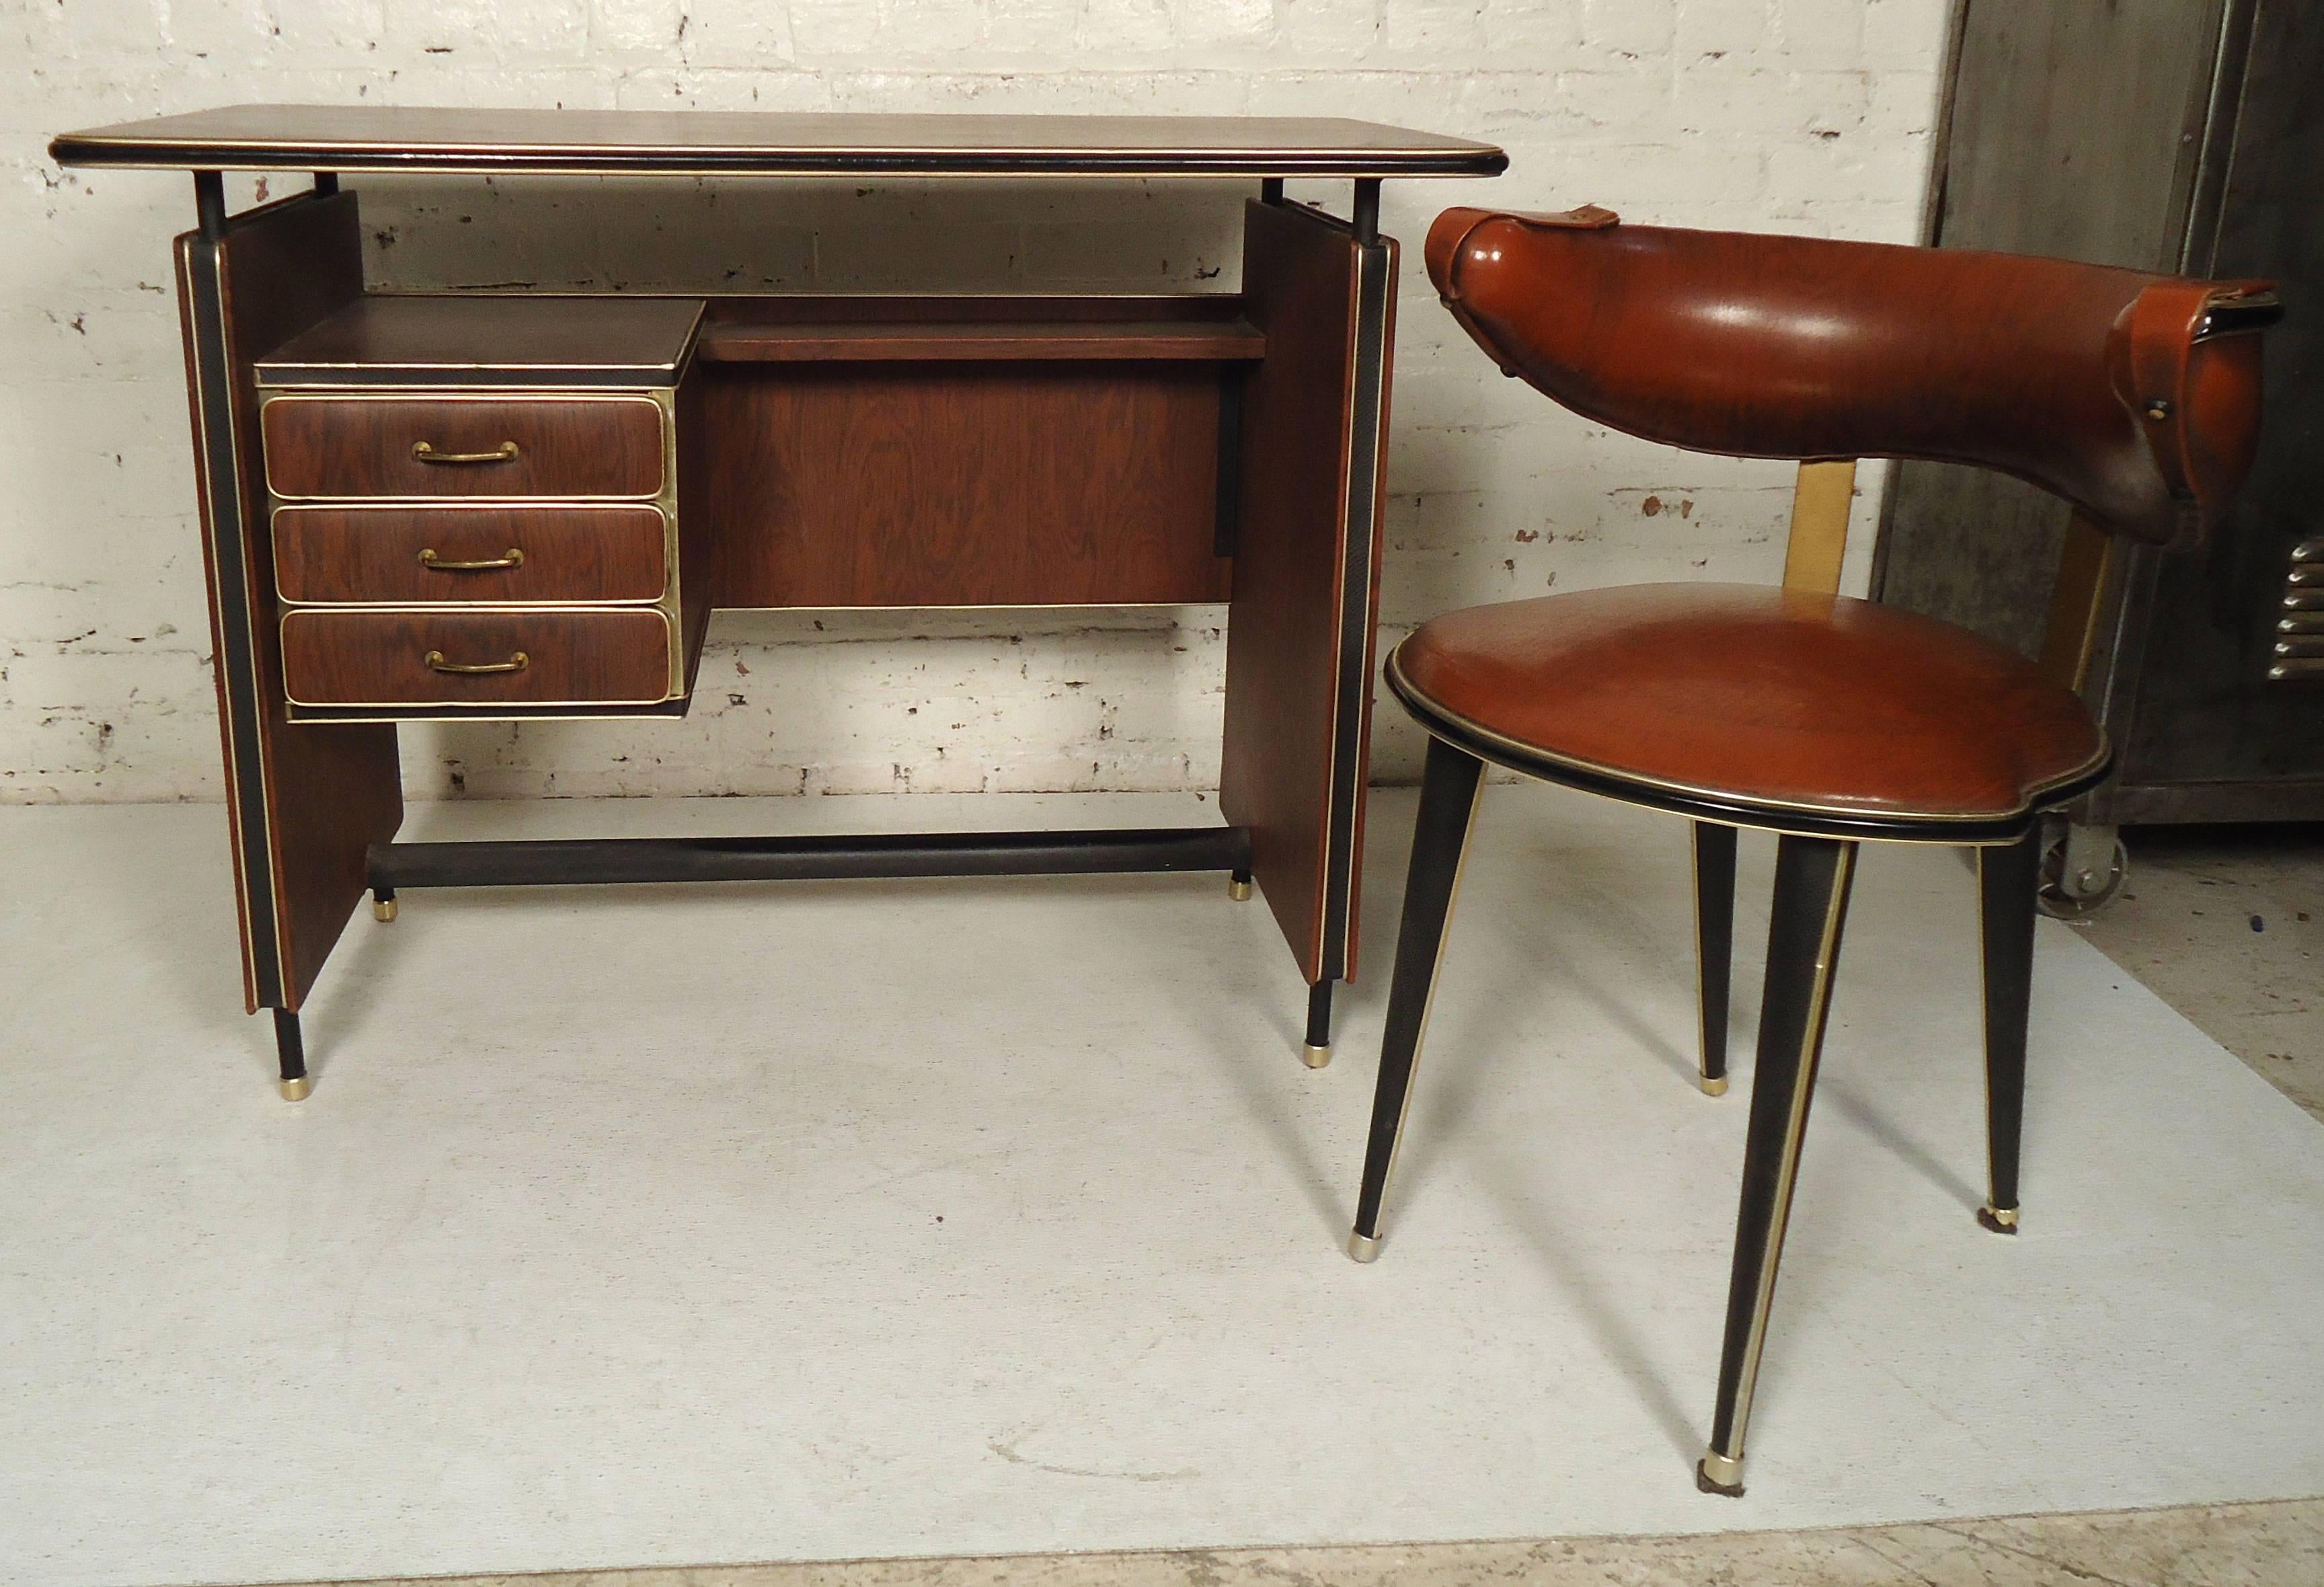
left=1426, top=205, right=2278, bottom=549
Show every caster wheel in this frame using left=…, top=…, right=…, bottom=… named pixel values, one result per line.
left=2038, top=826, right=2128, bottom=919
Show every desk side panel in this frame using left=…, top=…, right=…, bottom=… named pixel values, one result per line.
left=700, top=361, right=1232, bottom=607
left=1219, top=199, right=1395, bottom=984
left=178, top=191, right=402, bottom=1011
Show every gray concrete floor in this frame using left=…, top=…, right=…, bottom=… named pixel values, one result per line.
left=277, top=826, right=2323, bottom=1587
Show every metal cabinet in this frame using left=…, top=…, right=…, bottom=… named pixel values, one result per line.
left=1874, top=0, right=2324, bottom=906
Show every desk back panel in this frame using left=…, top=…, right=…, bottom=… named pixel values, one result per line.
left=1219, top=199, right=1397, bottom=985
left=700, top=360, right=1234, bottom=608
left=174, top=191, right=404, bottom=1012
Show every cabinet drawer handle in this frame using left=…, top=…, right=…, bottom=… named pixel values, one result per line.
left=412, top=440, right=520, bottom=465
left=418, top=547, right=525, bottom=572
left=423, top=648, right=529, bottom=676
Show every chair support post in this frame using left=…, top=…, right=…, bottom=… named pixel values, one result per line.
left=1692, top=822, right=1738, bottom=1095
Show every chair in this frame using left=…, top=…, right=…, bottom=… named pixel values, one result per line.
left=1344, top=203, right=2277, bottom=1496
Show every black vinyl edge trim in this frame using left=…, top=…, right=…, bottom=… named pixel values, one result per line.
left=1319, top=233, right=1392, bottom=979
left=1385, top=658, right=2112, bottom=846
left=185, top=233, right=287, bottom=1004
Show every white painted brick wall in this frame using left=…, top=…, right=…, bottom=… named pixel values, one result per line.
left=1, top=0, right=1951, bottom=804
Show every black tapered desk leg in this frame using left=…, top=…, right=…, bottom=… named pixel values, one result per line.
left=1699, top=835, right=1857, bottom=1498
left=1303, top=980, right=1335, bottom=1069
left=1977, top=830, right=2040, bottom=1235
left=1693, top=822, right=1738, bottom=1096
left=273, top=1008, right=311, bottom=1102
left=1348, top=735, right=1486, bottom=1263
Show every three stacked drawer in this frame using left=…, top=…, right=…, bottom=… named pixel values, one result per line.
left=256, top=295, right=707, bottom=718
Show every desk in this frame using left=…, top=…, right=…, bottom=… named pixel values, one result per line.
left=46, top=107, right=1504, bottom=1098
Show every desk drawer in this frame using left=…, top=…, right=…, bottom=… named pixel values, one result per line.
left=275, top=505, right=668, bottom=605
left=262, top=394, right=667, bottom=500
left=281, top=609, right=676, bottom=708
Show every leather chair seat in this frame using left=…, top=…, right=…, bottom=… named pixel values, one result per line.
left=1389, top=582, right=2109, bottom=834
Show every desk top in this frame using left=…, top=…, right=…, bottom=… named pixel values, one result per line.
left=49, top=105, right=1508, bottom=179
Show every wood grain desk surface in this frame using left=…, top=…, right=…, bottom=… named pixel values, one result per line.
left=49, top=105, right=1508, bottom=178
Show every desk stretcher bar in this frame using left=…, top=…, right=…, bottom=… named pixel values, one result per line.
left=370, top=826, right=1253, bottom=890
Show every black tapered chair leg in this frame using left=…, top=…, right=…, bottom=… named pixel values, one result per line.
left=1304, top=979, right=1335, bottom=1068
left=273, top=1007, right=311, bottom=1101
left=1976, top=828, right=2040, bottom=1235
left=1693, top=821, right=1738, bottom=1095
left=1348, top=735, right=1487, bottom=1263
left=1698, top=835, right=1857, bottom=1497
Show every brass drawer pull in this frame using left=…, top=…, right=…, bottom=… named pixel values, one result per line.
left=423, top=648, right=529, bottom=676
left=412, top=440, right=520, bottom=465
left=418, top=547, right=525, bottom=572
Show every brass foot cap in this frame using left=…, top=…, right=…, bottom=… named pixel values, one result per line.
left=278, top=1075, right=313, bottom=1102
left=1301, top=1042, right=1331, bottom=1069
left=1696, top=1450, right=1745, bottom=1498
left=1227, top=878, right=1254, bottom=902
left=373, top=896, right=398, bottom=923
left=1347, top=1229, right=1383, bottom=1264
left=1698, top=1073, right=1730, bottom=1097
left=1978, top=1203, right=2020, bottom=1235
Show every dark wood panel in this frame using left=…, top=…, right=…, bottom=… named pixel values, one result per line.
left=1218, top=198, right=1377, bottom=984
left=178, top=188, right=403, bottom=1012
left=701, top=362, right=1232, bottom=607
left=696, top=318, right=1265, bottom=364
left=262, top=394, right=666, bottom=499
left=52, top=106, right=1509, bottom=179
left=257, top=294, right=704, bottom=388
left=281, top=609, right=674, bottom=707
left=274, top=504, right=668, bottom=604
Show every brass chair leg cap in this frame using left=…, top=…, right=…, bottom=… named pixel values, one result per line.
left=1978, top=1203, right=2020, bottom=1235
left=1699, top=1073, right=1730, bottom=1097
left=373, top=896, right=398, bottom=923
left=1227, top=878, right=1254, bottom=902
left=1347, top=1229, right=1383, bottom=1264
left=278, top=1075, right=313, bottom=1102
left=1695, top=1455, right=1745, bottom=1498
left=1301, top=1042, right=1331, bottom=1069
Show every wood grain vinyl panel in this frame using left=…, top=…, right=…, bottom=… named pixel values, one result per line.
left=702, top=362, right=1232, bottom=607
left=179, top=189, right=403, bottom=1011
left=280, top=609, right=675, bottom=707
left=1218, top=199, right=1388, bottom=984
left=274, top=504, right=668, bottom=604
left=262, top=394, right=665, bottom=499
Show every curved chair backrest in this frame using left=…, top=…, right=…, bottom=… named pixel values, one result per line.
left=1426, top=205, right=2278, bottom=550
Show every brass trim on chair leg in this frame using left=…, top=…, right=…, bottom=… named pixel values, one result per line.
left=1695, top=1448, right=1746, bottom=1496
left=1702, top=839, right=1857, bottom=1498
left=1978, top=1203, right=2020, bottom=1234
